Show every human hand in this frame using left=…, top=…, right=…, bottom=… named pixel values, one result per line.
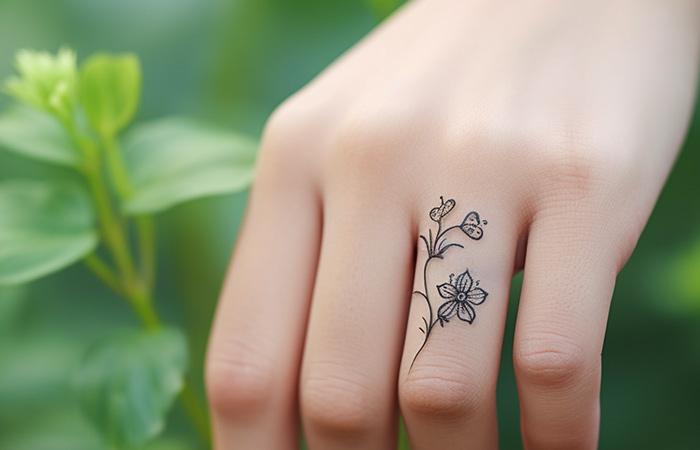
left=206, top=0, right=700, bottom=448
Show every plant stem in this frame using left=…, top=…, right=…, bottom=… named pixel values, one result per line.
left=136, top=216, right=156, bottom=292
left=84, top=254, right=124, bottom=296
left=66, top=119, right=210, bottom=444
left=101, top=134, right=158, bottom=293
left=64, top=121, right=137, bottom=283
left=101, top=134, right=210, bottom=444
left=85, top=169, right=137, bottom=282
left=102, top=133, right=133, bottom=199
left=128, top=288, right=160, bottom=331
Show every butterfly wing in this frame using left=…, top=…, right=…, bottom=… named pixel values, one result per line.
left=461, top=211, right=484, bottom=240
left=464, top=226, right=483, bottom=240
left=441, top=198, right=455, bottom=217
left=430, top=198, right=456, bottom=221
left=462, top=211, right=480, bottom=226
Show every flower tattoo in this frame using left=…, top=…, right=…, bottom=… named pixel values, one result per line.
left=436, top=270, right=488, bottom=326
left=411, top=196, right=489, bottom=368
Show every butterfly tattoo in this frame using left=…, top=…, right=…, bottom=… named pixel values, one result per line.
left=460, top=210, right=487, bottom=241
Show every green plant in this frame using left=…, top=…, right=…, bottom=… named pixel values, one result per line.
left=0, top=48, right=257, bottom=449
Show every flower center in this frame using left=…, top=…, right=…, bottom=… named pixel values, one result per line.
left=456, top=292, right=467, bottom=302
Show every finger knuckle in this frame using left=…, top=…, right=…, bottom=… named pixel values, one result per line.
left=400, top=364, right=489, bottom=420
left=301, top=363, right=381, bottom=436
left=205, top=343, right=275, bottom=417
left=263, top=93, right=318, bottom=144
left=514, top=331, right=590, bottom=388
left=536, top=144, right=610, bottom=195
left=324, top=108, right=408, bottom=184
left=529, top=129, right=639, bottom=202
left=257, top=94, right=322, bottom=180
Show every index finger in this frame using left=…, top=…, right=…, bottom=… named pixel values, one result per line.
left=206, top=122, right=322, bottom=449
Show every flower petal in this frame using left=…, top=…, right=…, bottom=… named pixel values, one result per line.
left=467, top=287, right=488, bottom=305
left=455, top=270, right=473, bottom=292
left=437, top=300, right=459, bottom=321
left=457, top=302, right=475, bottom=323
left=437, top=282, right=458, bottom=299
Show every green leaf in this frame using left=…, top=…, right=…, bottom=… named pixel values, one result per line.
left=0, top=180, right=98, bottom=285
left=0, top=106, right=80, bottom=167
left=0, top=408, right=103, bottom=450
left=0, top=335, right=83, bottom=416
left=74, top=328, right=188, bottom=449
left=79, top=53, right=141, bottom=137
left=121, top=118, right=257, bottom=215
left=0, top=285, right=26, bottom=333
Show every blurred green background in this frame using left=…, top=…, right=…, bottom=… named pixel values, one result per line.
left=0, top=0, right=698, bottom=449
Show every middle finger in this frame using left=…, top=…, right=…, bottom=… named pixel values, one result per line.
left=399, top=194, right=521, bottom=450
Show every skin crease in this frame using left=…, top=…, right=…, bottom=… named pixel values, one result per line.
left=206, top=1, right=700, bottom=449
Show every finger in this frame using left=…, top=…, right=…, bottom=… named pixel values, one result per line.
left=300, top=193, right=414, bottom=450
left=399, top=197, right=521, bottom=450
left=206, top=133, right=321, bottom=449
left=513, top=212, right=617, bottom=450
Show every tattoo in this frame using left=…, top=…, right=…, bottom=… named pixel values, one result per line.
left=411, top=196, right=489, bottom=368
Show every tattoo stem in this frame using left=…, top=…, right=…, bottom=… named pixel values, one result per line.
left=410, top=317, right=441, bottom=369
left=410, top=252, right=438, bottom=369
left=435, top=225, right=460, bottom=243
left=411, top=200, right=484, bottom=370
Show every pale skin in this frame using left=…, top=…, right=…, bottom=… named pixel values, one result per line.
left=205, top=0, right=700, bottom=449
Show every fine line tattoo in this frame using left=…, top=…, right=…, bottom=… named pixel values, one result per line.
left=411, top=196, right=489, bottom=368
